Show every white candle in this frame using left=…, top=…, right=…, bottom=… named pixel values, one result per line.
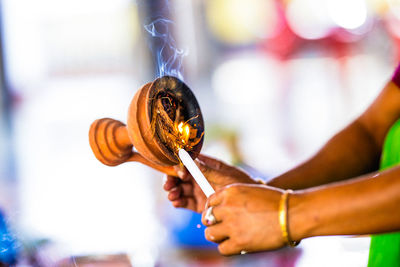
left=178, top=149, right=215, bottom=198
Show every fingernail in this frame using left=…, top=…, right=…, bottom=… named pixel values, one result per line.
left=170, top=187, right=178, bottom=193
left=197, top=159, right=205, bottom=165
left=177, top=170, right=185, bottom=178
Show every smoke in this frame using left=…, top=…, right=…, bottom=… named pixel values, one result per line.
left=144, top=18, right=187, bottom=80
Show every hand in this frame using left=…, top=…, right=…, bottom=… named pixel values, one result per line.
left=163, top=154, right=257, bottom=213
left=201, top=184, right=286, bottom=255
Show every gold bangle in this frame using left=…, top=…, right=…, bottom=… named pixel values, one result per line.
left=279, top=189, right=300, bottom=247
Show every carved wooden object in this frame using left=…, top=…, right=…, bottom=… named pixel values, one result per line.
left=89, top=76, right=204, bottom=176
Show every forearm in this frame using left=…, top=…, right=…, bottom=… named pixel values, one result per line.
left=268, top=81, right=400, bottom=190
left=289, top=166, right=400, bottom=241
left=268, top=119, right=381, bottom=190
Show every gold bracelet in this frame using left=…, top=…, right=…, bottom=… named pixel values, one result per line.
left=279, top=189, right=300, bottom=247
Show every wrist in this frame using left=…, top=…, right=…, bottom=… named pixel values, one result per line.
left=287, top=190, right=318, bottom=241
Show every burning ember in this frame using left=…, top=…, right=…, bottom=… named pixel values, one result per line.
left=149, top=83, right=204, bottom=158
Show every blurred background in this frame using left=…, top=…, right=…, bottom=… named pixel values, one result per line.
left=0, top=0, right=398, bottom=266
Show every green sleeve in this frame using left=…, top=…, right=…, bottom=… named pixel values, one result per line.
left=368, top=119, right=400, bottom=267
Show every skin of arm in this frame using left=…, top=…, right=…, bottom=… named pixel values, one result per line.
left=200, top=80, right=400, bottom=255
left=165, top=81, right=400, bottom=212
left=290, top=166, right=400, bottom=241
left=201, top=166, right=400, bottom=255
left=268, top=81, right=400, bottom=190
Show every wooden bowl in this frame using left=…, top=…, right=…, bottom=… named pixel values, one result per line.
left=89, top=76, right=204, bottom=175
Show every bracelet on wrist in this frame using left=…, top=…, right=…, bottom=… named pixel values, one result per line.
left=279, top=189, right=300, bottom=247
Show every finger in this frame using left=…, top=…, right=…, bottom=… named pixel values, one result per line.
left=195, top=158, right=231, bottom=185
left=172, top=197, right=198, bottom=212
left=195, top=158, right=214, bottom=175
left=168, top=187, right=182, bottom=201
left=201, top=205, right=224, bottom=226
left=174, top=165, right=190, bottom=181
left=205, top=223, right=229, bottom=243
left=180, top=182, right=194, bottom=197
left=218, top=239, right=241, bottom=256
left=207, top=190, right=224, bottom=207
left=167, top=181, right=195, bottom=199
left=197, top=154, right=224, bottom=170
left=163, top=176, right=180, bottom=191
left=172, top=198, right=187, bottom=208
left=165, top=178, right=195, bottom=197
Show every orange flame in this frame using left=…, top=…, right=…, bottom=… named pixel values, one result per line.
left=177, top=121, right=191, bottom=145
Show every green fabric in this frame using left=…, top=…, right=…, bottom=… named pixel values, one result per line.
left=368, top=119, right=400, bottom=267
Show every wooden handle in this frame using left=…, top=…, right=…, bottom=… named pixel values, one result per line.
left=89, top=118, right=178, bottom=176
left=128, top=153, right=177, bottom=176
left=89, top=118, right=133, bottom=166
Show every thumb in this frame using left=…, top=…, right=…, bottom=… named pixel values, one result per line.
left=195, top=159, right=224, bottom=184
left=173, top=165, right=190, bottom=181
left=195, top=158, right=213, bottom=175
left=197, top=154, right=224, bottom=170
